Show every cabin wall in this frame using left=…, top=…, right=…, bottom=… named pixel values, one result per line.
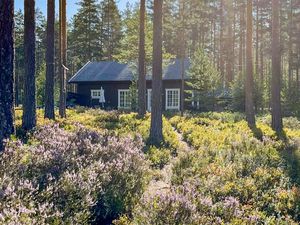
left=76, top=81, right=132, bottom=109
left=74, top=80, right=192, bottom=110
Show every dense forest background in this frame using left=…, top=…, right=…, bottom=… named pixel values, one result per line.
left=14, top=0, right=300, bottom=116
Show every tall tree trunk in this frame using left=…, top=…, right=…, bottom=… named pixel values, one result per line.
left=0, top=0, right=15, bottom=150
left=59, top=0, right=67, bottom=118
left=271, top=0, right=283, bottom=132
left=260, top=7, right=264, bottom=87
left=219, top=0, right=225, bottom=89
left=239, top=2, right=245, bottom=75
left=138, top=0, right=146, bottom=117
left=150, top=0, right=163, bottom=145
left=45, top=0, right=55, bottom=119
left=225, top=0, right=234, bottom=87
left=22, top=0, right=36, bottom=131
left=179, top=0, right=185, bottom=116
left=245, top=0, right=256, bottom=127
left=255, top=0, right=260, bottom=76
left=287, top=0, right=293, bottom=90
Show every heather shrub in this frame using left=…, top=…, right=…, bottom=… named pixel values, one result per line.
left=0, top=124, right=148, bottom=224
left=138, top=115, right=300, bottom=224
left=128, top=183, right=299, bottom=224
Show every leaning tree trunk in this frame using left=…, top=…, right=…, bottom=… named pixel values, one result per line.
left=150, top=0, right=163, bottom=145
left=59, top=0, right=67, bottom=118
left=245, top=0, right=256, bottom=128
left=0, top=0, right=15, bottom=150
left=271, top=0, right=283, bottom=132
left=138, top=0, right=146, bottom=117
left=22, top=0, right=36, bottom=131
left=45, top=0, right=55, bottom=119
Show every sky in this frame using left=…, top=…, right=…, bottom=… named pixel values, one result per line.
left=15, top=0, right=137, bottom=20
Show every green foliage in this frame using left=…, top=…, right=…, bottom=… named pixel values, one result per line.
left=129, top=76, right=138, bottom=111
left=230, top=73, right=264, bottom=113
left=230, top=74, right=245, bottom=112
left=186, top=48, right=220, bottom=111
left=36, top=63, right=46, bottom=107
left=147, top=146, right=171, bottom=169
left=283, top=82, right=300, bottom=117
left=69, top=0, right=122, bottom=66
left=101, top=0, right=122, bottom=59
left=114, top=3, right=173, bottom=73
left=70, top=0, right=102, bottom=64
left=114, top=4, right=153, bottom=66
left=124, top=114, right=300, bottom=224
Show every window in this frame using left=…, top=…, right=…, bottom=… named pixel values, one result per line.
left=118, top=89, right=130, bottom=109
left=165, top=89, right=180, bottom=110
left=91, top=90, right=101, bottom=99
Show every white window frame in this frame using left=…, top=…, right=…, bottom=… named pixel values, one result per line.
left=165, top=88, right=180, bottom=110
left=91, top=89, right=101, bottom=99
left=118, top=89, right=131, bottom=109
left=147, top=89, right=152, bottom=112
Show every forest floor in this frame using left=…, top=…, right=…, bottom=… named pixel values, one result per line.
left=5, top=108, right=300, bottom=224
left=145, top=126, right=193, bottom=197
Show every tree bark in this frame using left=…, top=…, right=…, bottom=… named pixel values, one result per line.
left=245, top=0, right=256, bottom=127
left=220, top=0, right=225, bottom=88
left=0, top=0, right=15, bottom=150
left=59, top=0, right=67, bottom=118
left=239, top=2, right=245, bottom=75
left=179, top=0, right=185, bottom=116
left=271, top=0, right=283, bottom=132
left=138, top=0, right=146, bottom=117
left=255, top=0, right=259, bottom=76
left=225, top=0, right=234, bottom=86
left=22, top=0, right=36, bottom=131
left=45, top=0, right=55, bottom=119
left=150, top=0, right=163, bottom=145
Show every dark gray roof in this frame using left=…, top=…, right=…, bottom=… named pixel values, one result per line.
left=163, top=58, right=190, bottom=80
left=69, top=59, right=190, bottom=83
left=69, top=61, right=134, bottom=83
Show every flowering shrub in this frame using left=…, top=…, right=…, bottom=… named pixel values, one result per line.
left=117, top=114, right=300, bottom=224
left=0, top=124, right=148, bottom=224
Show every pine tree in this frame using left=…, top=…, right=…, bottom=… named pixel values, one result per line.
left=101, top=0, right=122, bottom=60
left=70, top=0, right=101, bottom=64
left=114, top=4, right=153, bottom=65
left=138, top=0, right=147, bottom=117
left=245, top=0, right=256, bottom=127
left=15, top=10, right=25, bottom=107
left=187, top=49, right=220, bottom=110
left=150, top=0, right=163, bottom=145
left=22, top=0, right=37, bottom=131
left=271, top=0, right=283, bottom=132
left=0, top=0, right=15, bottom=150
left=45, top=0, right=55, bottom=119
left=59, top=0, right=67, bottom=118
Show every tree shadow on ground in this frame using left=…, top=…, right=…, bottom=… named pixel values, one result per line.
left=250, top=126, right=264, bottom=141
left=279, top=139, right=300, bottom=185
left=271, top=129, right=300, bottom=185
left=250, top=125, right=300, bottom=185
